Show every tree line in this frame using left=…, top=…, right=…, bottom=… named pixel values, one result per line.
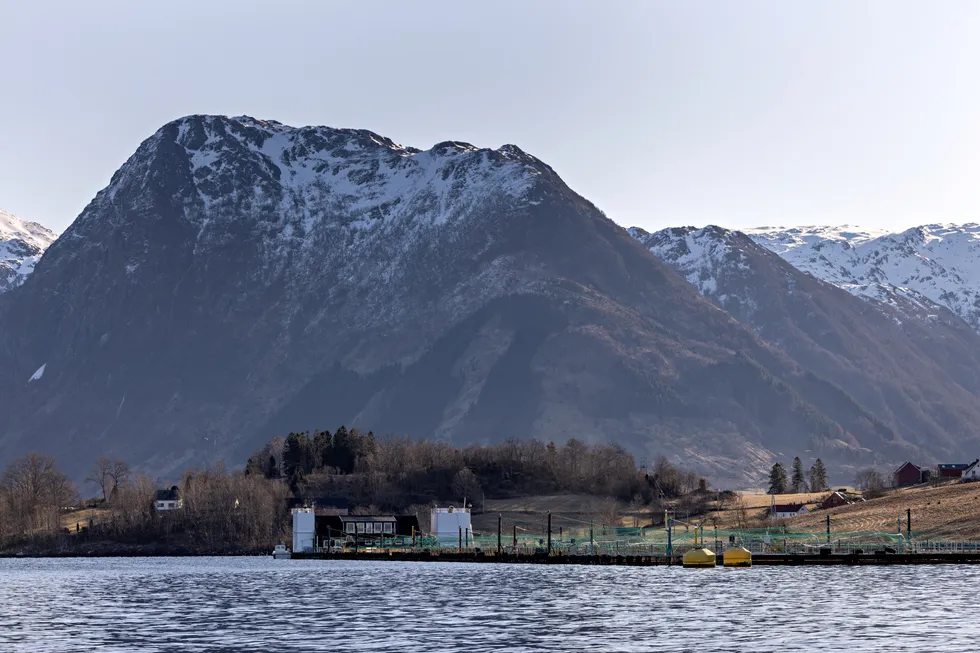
left=2, top=429, right=718, bottom=552
left=245, top=429, right=655, bottom=511
left=767, top=457, right=829, bottom=494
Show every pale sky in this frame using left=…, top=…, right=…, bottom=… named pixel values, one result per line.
left=2, top=0, right=979, bottom=234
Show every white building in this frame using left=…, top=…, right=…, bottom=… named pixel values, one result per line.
left=963, top=460, right=980, bottom=482
left=430, top=506, right=472, bottom=545
left=292, top=508, right=316, bottom=553
left=154, top=487, right=182, bottom=511
left=771, top=503, right=808, bottom=519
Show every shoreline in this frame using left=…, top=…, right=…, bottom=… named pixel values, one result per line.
left=7, top=550, right=980, bottom=565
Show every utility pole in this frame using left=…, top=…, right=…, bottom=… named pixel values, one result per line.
left=590, top=520, right=595, bottom=556
left=547, top=511, right=552, bottom=556
left=907, top=508, right=912, bottom=544
left=513, top=524, right=517, bottom=549
left=826, top=513, right=830, bottom=546
left=459, top=526, right=462, bottom=551
left=497, top=514, right=502, bottom=555
left=666, top=516, right=673, bottom=558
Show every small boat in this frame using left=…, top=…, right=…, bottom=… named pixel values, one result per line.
left=272, top=543, right=291, bottom=559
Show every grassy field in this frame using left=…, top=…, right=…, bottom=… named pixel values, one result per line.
left=60, top=508, right=111, bottom=533
left=788, top=481, right=980, bottom=540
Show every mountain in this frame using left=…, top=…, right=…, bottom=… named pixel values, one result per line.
left=0, top=209, right=56, bottom=294
left=633, top=225, right=980, bottom=464
left=0, top=116, right=910, bottom=484
left=746, top=224, right=980, bottom=333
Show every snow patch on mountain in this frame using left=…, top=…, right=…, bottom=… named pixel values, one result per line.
left=631, top=225, right=751, bottom=298
left=0, top=209, right=57, bottom=294
left=28, top=363, right=46, bottom=383
left=747, top=224, right=980, bottom=331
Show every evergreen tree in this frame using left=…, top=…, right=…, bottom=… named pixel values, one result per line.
left=312, top=429, right=333, bottom=471
left=282, top=432, right=313, bottom=480
left=768, top=463, right=788, bottom=494
left=791, top=456, right=806, bottom=493
left=809, top=458, right=828, bottom=492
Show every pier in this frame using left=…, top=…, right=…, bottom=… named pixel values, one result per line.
left=289, top=549, right=980, bottom=566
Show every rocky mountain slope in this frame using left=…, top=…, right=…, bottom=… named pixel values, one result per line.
left=746, top=224, right=980, bottom=333
left=0, top=115, right=906, bottom=484
left=633, top=225, right=980, bottom=464
left=0, top=209, right=56, bottom=294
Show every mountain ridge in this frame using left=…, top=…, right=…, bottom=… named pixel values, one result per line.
left=0, top=209, right=56, bottom=294
left=0, top=116, right=951, bottom=484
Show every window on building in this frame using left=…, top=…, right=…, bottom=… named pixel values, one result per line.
left=364, top=523, right=373, bottom=534
left=345, top=523, right=356, bottom=534
left=383, top=522, right=393, bottom=533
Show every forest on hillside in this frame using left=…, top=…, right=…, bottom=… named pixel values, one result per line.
left=0, top=429, right=723, bottom=553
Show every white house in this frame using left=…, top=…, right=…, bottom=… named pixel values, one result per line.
left=154, top=487, right=182, bottom=511
left=771, top=503, right=808, bottom=519
left=963, top=460, right=980, bottom=482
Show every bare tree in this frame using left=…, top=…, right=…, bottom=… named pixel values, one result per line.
left=854, top=468, right=886, bottom=498
left=86, top=457, right=113, bottom=501
left=108, top=460, right=131, bottom=498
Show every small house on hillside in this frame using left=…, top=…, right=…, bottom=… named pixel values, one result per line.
left=961, top=460, right=980, bottom=482
left=894, top=462, right=922, bottom=488
left=939, top=461, right=977, bottom=480
left=155, top=486, right=182, bottom=511
left=770, top=503, right=808, bottom=519
left=820, top=491, right=852, bottom=510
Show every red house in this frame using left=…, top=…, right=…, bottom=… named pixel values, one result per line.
left=938, top=463, right=971, bottom=479
left=820, top=491, right=852, bottom=510
left=893, top=462, right=922, bottom=488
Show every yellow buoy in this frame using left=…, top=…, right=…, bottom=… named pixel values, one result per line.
left=682, top=547, right=717, bottom=568
left=723, top=546, right=752, bottom=568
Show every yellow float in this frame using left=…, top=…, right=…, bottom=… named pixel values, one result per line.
left=682, top=526, right=716, bottom=568
left=723, top=546, right=752, bottom=568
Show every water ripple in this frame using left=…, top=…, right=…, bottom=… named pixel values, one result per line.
left=0, top=558, right=975, bottom=652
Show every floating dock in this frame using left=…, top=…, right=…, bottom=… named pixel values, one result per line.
left=289, top=550, right=980, bottom=566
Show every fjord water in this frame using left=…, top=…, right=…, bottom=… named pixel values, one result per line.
left=1, top=558, right=972, bottom=652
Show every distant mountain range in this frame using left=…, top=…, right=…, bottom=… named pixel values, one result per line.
left=2, top=115, right=979, bottom=486
left=0, top=209, right=56, bottom=295
left=746, top=224, right=980, bottom=333
left=632, top=225, right=980, bottom=469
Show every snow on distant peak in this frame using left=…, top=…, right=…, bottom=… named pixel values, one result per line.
left=0, top=209, right=57, bottom=294
left=100, top=115, right=546, bottom=244
left=632, top=226, right=750, bottom=297
left=748, top=224, right=980, bottom=331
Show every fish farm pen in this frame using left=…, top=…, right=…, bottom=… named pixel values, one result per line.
left=289, top=511, right=980, bottom=566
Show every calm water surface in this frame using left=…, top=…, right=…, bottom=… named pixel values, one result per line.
left=0, top=557, right=974, bottom=652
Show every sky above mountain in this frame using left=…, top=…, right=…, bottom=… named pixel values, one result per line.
left=2, top=0, right=979, bottom=234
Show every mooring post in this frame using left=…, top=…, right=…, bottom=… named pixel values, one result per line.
left=497, top=514, right=502, bottom=555
left=547, top=511, right=552, bottom=556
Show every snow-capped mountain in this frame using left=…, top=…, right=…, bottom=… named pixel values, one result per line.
left=0, top=115, right=906, bottom=483
left=0, top=209, right=56, bottom=294
left=633, top=224, right=980, bottom=464
left=746, top=224, right=980, bottom=332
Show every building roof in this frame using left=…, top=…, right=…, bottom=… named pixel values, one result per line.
left=285, top=497, right=349, bottom=510
left=771, top=503, right=806, bottom=512
left=894, top=461, right=922, bottom=474
left=155, top=489, right=179, bottom=502
left=337, top=515, right=397, bottom=523
left=938, top=463, right=971, bottom=470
